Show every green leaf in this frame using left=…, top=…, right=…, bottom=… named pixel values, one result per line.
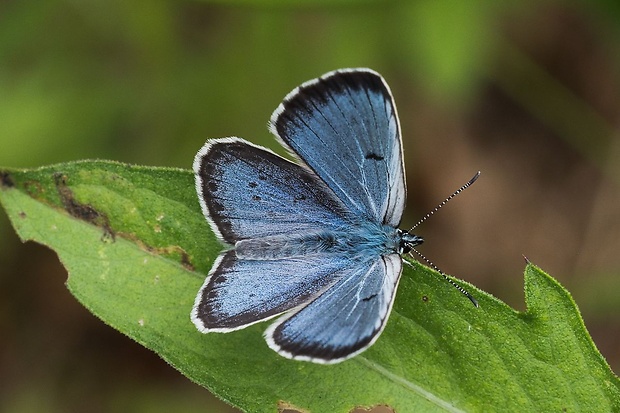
left=1, top=161, right=618, bottom=412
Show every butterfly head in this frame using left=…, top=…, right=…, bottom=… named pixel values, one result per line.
left=397, top=230, right=424, bottom=255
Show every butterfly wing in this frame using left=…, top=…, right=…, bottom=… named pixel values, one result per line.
left=270, top=68, right=406, bottom=227
left=264, top=253, right=402, bottom=363
left=194, top=137, right=351, bottom=244
left=193, top=137, right=361, bottom=332
left=192, top=250, right=361, bottom=332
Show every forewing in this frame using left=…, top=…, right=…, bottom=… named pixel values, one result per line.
left=194, top=137, right=351, bottom=244
left=192, top=250, right=356, bottom=332
left=265, top=253, right=403, bottom=363
left=270, top=68, right=406, bottom=227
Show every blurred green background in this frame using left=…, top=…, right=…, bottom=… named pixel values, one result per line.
left=1, top=0, right=620, bottom=412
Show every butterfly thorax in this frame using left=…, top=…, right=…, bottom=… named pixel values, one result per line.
left=234, top=221, right=421, bottom=260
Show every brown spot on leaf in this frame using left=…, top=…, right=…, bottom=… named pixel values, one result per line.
left=277, top=401, right=394, bottom=413
left=132, top=238, right=195, bottom=271
left=0, top=171, right=14, bottom=188
left=51, top=173, right=195, bottom=270
left=54, top=172, right=115, bottom=241
left=180, top=248, right=194, bottom=271
left=23, top=180, right=44, bottom=197
left=277, top=401, right=309, bottom=413
left=351, top=405, right=395, bottom=413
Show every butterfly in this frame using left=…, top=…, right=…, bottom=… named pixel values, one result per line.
left=191, top=68, right=478, bottom=364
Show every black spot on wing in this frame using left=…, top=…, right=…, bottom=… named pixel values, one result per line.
left=365, top=152, right=384, bottom=161
left=362, top=293, right=378, bottom=302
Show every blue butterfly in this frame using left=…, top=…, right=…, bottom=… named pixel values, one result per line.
left=192, top=68, right=477, bottom=364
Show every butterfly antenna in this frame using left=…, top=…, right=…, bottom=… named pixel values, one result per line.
left=409, top=247, right=479, bottom=307
left=409, top=171, right=481, bottom=232
left=407, top=171, right=481, bottom=307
